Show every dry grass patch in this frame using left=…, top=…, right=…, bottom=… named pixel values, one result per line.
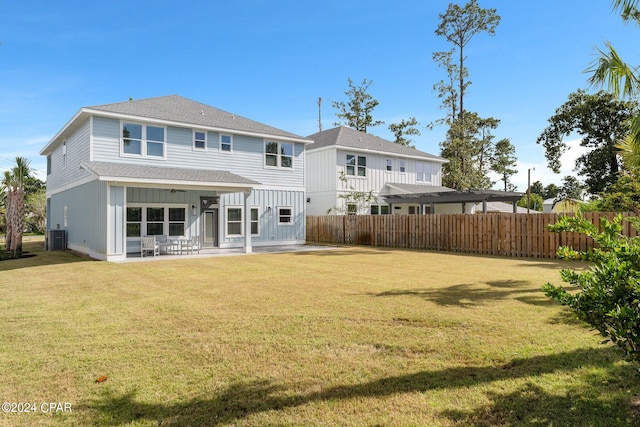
left=0, top=241, right=639, bottom=426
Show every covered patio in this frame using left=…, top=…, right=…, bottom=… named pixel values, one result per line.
left=81, top=161, right=261, bottom=261
left=383, top=189, right=524, bottom=214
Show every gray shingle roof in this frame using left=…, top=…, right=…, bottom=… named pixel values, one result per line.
left=82, top=161, right=260, bottom=186
left=88, top=95, right=309, bottom=141
left=307, top=126, right=446, bottom=162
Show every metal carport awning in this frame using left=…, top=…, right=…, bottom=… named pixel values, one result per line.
left=383, top=189, right=524, bottom=213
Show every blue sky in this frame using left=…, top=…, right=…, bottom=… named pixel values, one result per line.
left=1, top=1, right=638, bottom=191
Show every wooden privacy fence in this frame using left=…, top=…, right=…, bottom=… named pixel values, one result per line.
left=306, top=212, right=639, bottom=259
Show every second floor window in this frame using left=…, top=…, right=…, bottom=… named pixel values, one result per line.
left=346, top=154, right=366, bottom=177
left=122, top=122, right=166, bottom=159
left=265, top=141, right=293, bottom=168
left=386, top=159, right=392, bottom=172
left=194, top=131, right=207, bottom=150
left=220, top=134, right=232, bottom=152
left=416, top=162, right=432, bottom=182
left=400, top=160, right=406, bottom=173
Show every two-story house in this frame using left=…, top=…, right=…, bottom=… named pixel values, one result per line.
left=40, top=95, right=311, bottom=261
left=305, top=126, right=459, bottom=215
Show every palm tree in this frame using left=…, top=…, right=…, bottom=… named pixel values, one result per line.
left=1, top=157, right=33, bottom=258
left=587, top=0, right=640, bottom=172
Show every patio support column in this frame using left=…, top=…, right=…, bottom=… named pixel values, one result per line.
left=243, top=190, right=252, bottom=253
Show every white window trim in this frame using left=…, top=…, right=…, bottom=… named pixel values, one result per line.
left=386, top=158, right=392, bottom=173
left=250, top=206, right=260, bottom=236
left=226, top=206, right=244, bottom=236
left=125, top=203, right=188, bottom=239
left=277, top=206, right=293, bottom=225
left=219, top=134, right=233, bottom=154
left=120, top=121, right=167, bottom=160
left=193, top=130, right=207, bottom=151
left=264, top=140, right=294, bottom=170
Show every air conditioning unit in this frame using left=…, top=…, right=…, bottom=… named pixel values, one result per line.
left=47, top=229, right=66, bottom=251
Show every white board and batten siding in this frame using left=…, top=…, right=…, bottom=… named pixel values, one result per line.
left=306, top=146, right=444, bottom=215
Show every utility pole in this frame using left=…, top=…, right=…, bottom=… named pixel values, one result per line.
left=527, top=167, right=535, bottom=213
left=317, top=97, right=322, bottom=132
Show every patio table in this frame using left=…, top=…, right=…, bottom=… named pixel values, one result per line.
left=161, top=238, right=190, bottom=255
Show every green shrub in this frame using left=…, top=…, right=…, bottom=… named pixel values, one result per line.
left=542, top=213, right=640, bottom=367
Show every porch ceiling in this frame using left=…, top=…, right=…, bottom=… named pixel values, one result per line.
left=383, top=189, right=523, bottom=205
left=81, top=161, right=260, bottom=192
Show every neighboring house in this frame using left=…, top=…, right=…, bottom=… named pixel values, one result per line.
left=40, top=95, right=312, bottom=261
left=551, top=198, right=582, bottom=213
left=543, top=197, right=582, bottom=213
left=305, top=126, right=522, bottom=215
left=474, top=201, right=529, bottom=213
left=305, top=126, right=452, bottom=215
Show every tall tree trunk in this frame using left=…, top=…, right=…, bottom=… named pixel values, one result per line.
left=9, top=188, right=24, bottom=258
left=458, top=45, right=464, bottom=124
left=5, top=190, right=13, bottom=252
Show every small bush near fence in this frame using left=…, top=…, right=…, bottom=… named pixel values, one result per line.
left=306, top=212, right=638, bottom=259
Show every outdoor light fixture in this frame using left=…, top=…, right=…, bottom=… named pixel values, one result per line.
left=191, top=204, right=197, bottom=215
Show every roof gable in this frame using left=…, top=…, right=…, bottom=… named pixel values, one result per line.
left=307, top=126, right=446, bottom=162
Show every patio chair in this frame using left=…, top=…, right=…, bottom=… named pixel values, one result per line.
left=141, top=236, right=159, bottom=257
left=182, top=235, right=201, bottom=255
left=156, top=234, right=170, bottom=255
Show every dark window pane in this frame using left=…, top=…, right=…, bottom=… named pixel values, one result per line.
left=169, top=208, right=185, bottom=221
left=358, top=156, right=366, bottom=166
left=127, top=207, right=142, bottom=222
left=147, top=223, right=164, bottom=235
left=265, top=142, right=278, bottom=154
left=265, top=154, right=277, bottom=166
left=127, top=223, right=141, bottom=237
left=251, top=208, right=258, bottom=221
left=169, top=223, right=185, bottom=236
left=147, top=207, right=164, bottom=221
left=228, top=208, right=242, bottom=222
left=281, top=156, right=292, bottom=168
left=346, top=165, right=355, bottom=175
left=227, top=222, right=241, bottom=235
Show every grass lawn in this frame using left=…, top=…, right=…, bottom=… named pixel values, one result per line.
left=1, top=241, right=639, bottom=426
